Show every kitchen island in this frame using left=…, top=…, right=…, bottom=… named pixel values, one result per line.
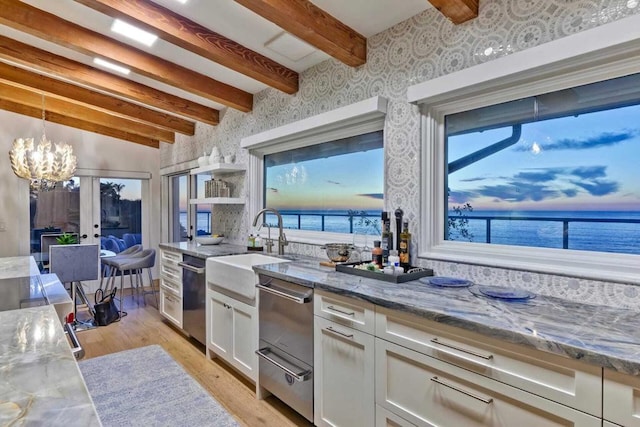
left=0, top=305, right=101, bottom=426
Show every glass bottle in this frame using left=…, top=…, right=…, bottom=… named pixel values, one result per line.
left=372, top=240, right=383, bottom=268
left=399, top=220, right=411, bottom=270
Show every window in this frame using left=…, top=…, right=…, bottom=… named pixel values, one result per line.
left=169, top=174, right=188, bottom=242
left=242, top=96, right=388, bottom=244
left=263, top=131, right=383, bottom=236
left=408, top=16, right=640, bottom=283
left=445, top=74, right=640, bottom=255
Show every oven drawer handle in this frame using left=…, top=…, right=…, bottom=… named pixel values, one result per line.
left=256, top=283, right=311, bottom=304
left=178, top=262, right=205, bottom=274
left=431, top=376, right=493, bottom=404
left=64, top=322, right=85, bottom=360
left=325, top=326, right=354, bottom=339
left=256, top=348, right=312, bottom=382
left=430, top=337, right=494, bottom=360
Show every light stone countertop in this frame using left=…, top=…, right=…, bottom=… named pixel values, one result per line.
left=0, top=305, right=101, bottom=426
left=160, top=241, right=249, bottom=259
left=253, top=258, right=640, bottom=376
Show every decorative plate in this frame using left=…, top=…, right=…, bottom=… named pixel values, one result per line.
left=419, top=276, right=473, bottom=288
left=472, top=285, right=536, bottom=300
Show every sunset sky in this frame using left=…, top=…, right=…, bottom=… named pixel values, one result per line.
left=265, top=148, right=384, bottom=211
left=448, top=104, right=640, bottom=212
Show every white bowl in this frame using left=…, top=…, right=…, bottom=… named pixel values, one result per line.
left=196, top=235, right=224, bottom=245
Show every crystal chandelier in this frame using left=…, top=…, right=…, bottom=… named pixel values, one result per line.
left=8, top=95, right=77, bottom=192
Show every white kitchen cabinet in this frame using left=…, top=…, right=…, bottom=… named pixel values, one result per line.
left=206, top=287, right=257, bottom=381
left=314, top=295, right=375, bottom=427
left=376, top=338, right=601, bottom=427
left=314, top=289, right=375, bottom=334
left=376, top=405, right=416, bottom=427
left=159, top=248, right=182, bottom=327
left=376, top=306, right=602, bottom=417
left=604, top=369, right=640, bottom=426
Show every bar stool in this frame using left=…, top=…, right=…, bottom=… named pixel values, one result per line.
left=106, top=249, right=156, bottom=318
left=100, top=244, right=142, bottom=290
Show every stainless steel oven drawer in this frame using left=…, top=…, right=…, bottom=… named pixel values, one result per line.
left=258, top=276, right=313, bottom=364
left=257, top=341, right=313, bottom=422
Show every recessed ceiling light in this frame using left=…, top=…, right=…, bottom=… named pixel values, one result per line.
left=111, top=19, right=158, bottom=47
left=173, top=0, right=188, bottom=3
left=93, top=58, right=131, bottom=75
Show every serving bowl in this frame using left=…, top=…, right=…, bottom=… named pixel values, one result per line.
left=322, top=243, right=355, bottom=263
left=196, top=234, right=224, bottom=245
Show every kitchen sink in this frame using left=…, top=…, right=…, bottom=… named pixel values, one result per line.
left=206, top=254, right=290, bottom=303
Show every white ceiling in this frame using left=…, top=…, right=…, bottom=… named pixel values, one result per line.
left=1, top=0, right=429, bottom=113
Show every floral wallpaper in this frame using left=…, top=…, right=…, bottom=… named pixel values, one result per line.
left=161, top=0, right=640, bottom=309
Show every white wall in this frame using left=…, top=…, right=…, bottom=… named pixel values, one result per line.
left=0, top=109, right=160, bottom=258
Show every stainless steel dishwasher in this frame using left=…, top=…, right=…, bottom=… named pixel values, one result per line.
left=179, top=255, right=206, bottom=345
left=256, top=274, right=314, bottom=422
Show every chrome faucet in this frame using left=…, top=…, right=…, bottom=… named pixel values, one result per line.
left=252, top=208, right=288, bottom=255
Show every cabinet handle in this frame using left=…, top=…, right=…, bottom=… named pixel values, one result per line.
left=430, top=376, right=493, bottom=404
left=326, top=305, right=355, bottom=316
left=431, top=337, right=493, bottom=360
left=325, top=326, right=354, bottom=339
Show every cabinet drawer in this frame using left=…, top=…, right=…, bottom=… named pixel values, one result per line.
left=376, top=339, right=601, bottom=427
left=161, top=263, right=182, bottom=283
left=376, top=404, right=415, bottom=427
left=161, top=249, right=182, bottom=264
left=376, top=307, right=602, bottom=416
left=160, top=287, right=182, bottom=327
left=160, top=276, right=181, bottom=296
left=314, top=289, right=375, bottom=334
left=604, top=369, right=640, bottom=426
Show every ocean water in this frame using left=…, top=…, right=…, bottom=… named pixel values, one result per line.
left=182, top=209, right=640, bottom=255
left=449, top=210, right=640, bottom=255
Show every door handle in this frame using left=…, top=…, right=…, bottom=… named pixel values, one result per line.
left=178, top=262, right=205, bottom=274
left=255, top=347, right=311, bottom=382
left=256, top=283, right=312, bottom=304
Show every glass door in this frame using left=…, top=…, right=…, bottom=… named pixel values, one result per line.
left=96, top=178, right=143, bottom=251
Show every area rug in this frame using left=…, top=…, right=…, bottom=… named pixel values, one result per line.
left=79, top=345, right=239, bottom=427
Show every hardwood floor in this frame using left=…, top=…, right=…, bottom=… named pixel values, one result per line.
left=78, top=289, right=313, bottom=427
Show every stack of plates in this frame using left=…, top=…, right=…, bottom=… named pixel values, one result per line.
left=471, top=285, right=536, bottom=300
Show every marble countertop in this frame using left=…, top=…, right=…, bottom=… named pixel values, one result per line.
left=159, top=241, right=249, bottom=259
left=0, top=305, right=101, bottom=425
left=0, top=256, right=39, bottom=280
left=253, top=258, right=640, bottom=375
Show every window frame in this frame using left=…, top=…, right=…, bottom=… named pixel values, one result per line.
left=408, top=14, right=640, bottom=284
left=241, top=96, right=388, bottom=245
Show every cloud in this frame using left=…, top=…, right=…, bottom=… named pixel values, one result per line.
left=570, top=180, right=619, bottom=196
left=267, top=187, right=279, bottom=193
left=514, top=130, right=637, bottom=152
left=513, top=170, right=559, bottom=182
left=459, top=177, right=488, bottom=182
left=451, top=164, right=620, bottom=205
left=475, top=182, right=560, bottom=202
left=358, top=193, right=384, bottom=200
left=326, top=180, right=341, bottom=185
left=570, top=166, right=606, bottom=179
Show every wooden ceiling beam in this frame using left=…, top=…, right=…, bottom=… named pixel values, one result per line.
left=234, top=0, right=366, bottom=67
left=428, top=0, right=478, bottom=24
left=0, top=82, right=174, bottom=142
left=0, top=36, right=219, bottom=126
left=0, top=62, right=195, bottom=135
left=0, top=0, right=252, bottom=112
left=73, top=0, right=299, bottom=94
left=0, top=99, right=159, bottom=148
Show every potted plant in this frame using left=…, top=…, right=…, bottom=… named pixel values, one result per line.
left=56, top=233, right=78, bottom=245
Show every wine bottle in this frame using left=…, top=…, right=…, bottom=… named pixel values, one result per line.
left=381, top=212, right=392, bottom=265
left=399, top=220, right=411, bottom=270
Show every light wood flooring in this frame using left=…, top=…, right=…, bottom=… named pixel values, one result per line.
left=78, top=288, right=313, bottom=427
